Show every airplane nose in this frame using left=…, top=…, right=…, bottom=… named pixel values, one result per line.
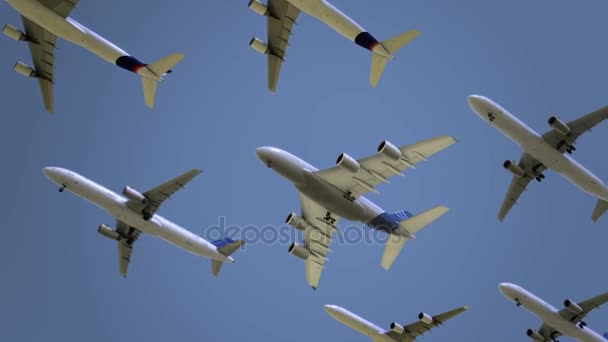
left=467, top=95, right=485, bottom=111
left=255, top=147, right=269, bottom=161
left=323, top=305, right=341, bottom=316
left=42, top=167, right=57, bottom=179
left=498, top=282, right=514, bottom=296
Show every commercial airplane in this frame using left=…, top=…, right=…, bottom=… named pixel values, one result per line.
left=247, top=0, right=419, bottom=92
left=256, top=135, right=456, bottom=289
left=3, top=0, right=184, bottom=113
left=499, top=283, right=608, bottom=342
left=324, top=304, right=468, bottom=342
left=42, top=167, right=244, bottom=277
left=467, top=95, right=608, bottom=222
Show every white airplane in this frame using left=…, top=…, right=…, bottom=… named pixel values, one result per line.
left=42, top=167, right=244, bottom=277
left=467, top=95, right=608, bottom=222
left=499, top=283, right=608, bottom=342
left=255, top=136, right=456, bottom=289
left=324, top=304, right=468, bottom=342
left=3, top=0, right=184, bottom=113
left=247, top=0, right=419, bottom=92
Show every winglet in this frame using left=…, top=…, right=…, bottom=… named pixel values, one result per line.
left=210, top=238, right=245, bottom=276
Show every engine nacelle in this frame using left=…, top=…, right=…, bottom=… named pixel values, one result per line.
left=14, top=61, right=35, bottom=78
left=503, top=160, right=526, bottom=177
left=526, top=329, right=545, bottom=341
left=336, top=153, right=360, bottom=173
left=377, top=140, right=402, bottom=161
left=285, top=213, right=308, bottom=231
left=389, top=322, right=404, bottom=334
left=97, top=224, right=122, bottom=241
left=248, top=0, right=269, bottom=16
left=418, top=312, right=433, bottom=325
left=564, top=299, right=583, bottom=314
left=122, top=186, right=148, bottom=204
left=3, top=24, right=26, bottom=41
left=249, top=37, right=269, bottom=55
left=288, top=243, right=310, bottom=260
left=548, top=116, right=571, bottom=135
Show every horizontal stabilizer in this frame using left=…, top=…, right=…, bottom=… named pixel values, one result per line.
left=210, top=238, right=245, bottom=276
left=370, top=29, right=419, bottom=87
left=592, top=199, right=608, bottom=222
left=140, top=53, right=184, bottom=108
left=399, top=205, right=449, bottom=235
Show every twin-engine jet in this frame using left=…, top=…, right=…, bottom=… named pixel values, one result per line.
left=256, top=135, right=456, bottom=289
left=43, top=167, right=244, bottom=277
left=324, top=304, right=468, bottom=342
left=4, top=0, right=184, bottom=112
left=247, top=0, right=419, bottom=92
left=468, top=95, right=608, bottom=222
left=499, top=283, right=608, bottom=342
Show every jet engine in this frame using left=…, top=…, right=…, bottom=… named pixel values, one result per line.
left=503, top=160, right=526, bottom=177
left=285, top=213, right=308, bottom=231
left=3, top=24, right=26, bottom=41
left=389, top=322, right=404, bottom=334
left=288, top=243, right=310, bottom=260
left=548, top=116, right=571, bottom=135
left=248, top=0, right=269, bottom=16
left=418, top=312, right=433, bottom=325
left=97, top=224, right=122, bottom=241
left=377, top=140, right=402, bottom=161
left=564, top=299, right=583, bottom=314
left=526, top=329, right=545, bottom=341
left=14, top=61, right=35, bottom=78
left=336, top=153, right=360, bottom=173
left=122, top=186, right=148, bottom=204
left=249, top=37, right=269, bottom=55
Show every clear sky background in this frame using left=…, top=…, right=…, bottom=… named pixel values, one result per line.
left=1, top=0, right=607, bottom=341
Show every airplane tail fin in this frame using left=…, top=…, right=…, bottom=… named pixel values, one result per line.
left=380, top=205, right=449, bottom=270
left=140, top=53, right=184, bottom=108
left=592, top=199, right=608, bottom=222
left=370, top=29, right=420, bottom=87
left=210, top=238, right=245, bottom=277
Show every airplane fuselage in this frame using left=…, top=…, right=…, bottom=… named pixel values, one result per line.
left=256, top=147, right=385, bottom=224
left=324, top=305, right=394, bottom=342
left=499, top=283, right=607, bottom=342
left=6, top=0, right=159, bottom=79
left=43, top=167, right=230, bottom=262
left=286, top=0, right=392, bottom=57
left=469, top=95, right=608, bottom=201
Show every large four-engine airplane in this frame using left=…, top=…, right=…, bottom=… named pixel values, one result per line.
left=247, top=0, right=419, bottom=92
left=324, top=304, right=468, bottom=342
left=3, top=0, right=184, bottom=113
left=256, top=135, right=456, bottom=289
left=42, top=167, right=244, bottom=277
left=467, top=95, right=608, bottom=222
left=499, top=283, right=608, bottom=342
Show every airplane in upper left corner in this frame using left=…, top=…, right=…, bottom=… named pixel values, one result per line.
left=247, top=0, right=419, bottom=92
left=43, top=167, right=244, bottom=277
left=3, top=0, right=184, bottom=113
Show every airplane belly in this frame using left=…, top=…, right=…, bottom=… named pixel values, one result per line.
left=287, top=0, right=363, bottom=40
left=10, top=0, right=85, bottom=44
left=298, top=176, right=369, bottom=222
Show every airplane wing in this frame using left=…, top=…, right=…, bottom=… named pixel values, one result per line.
left=115, top=220, right=142, bottom=277
left=19, top=1, right=79, bottom=113
left=265, top=0, right=301, bottom=92
left=498, top=153, right=546, bottom=221
left=315, top=136, right=456, bottom=199
left=542, top=106, right=608, bottom=153
left=130, top=169, right=202, bottom=218
left=21, top=18, right=57, bottom=113
left=298, top=192, right=339, bottom=289
left=537, top=291, right=608, bottom=341
left=383, top=306, right=468, bottom=342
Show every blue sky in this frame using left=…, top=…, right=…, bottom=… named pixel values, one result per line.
left=1, top=0, right=607, bottom=341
